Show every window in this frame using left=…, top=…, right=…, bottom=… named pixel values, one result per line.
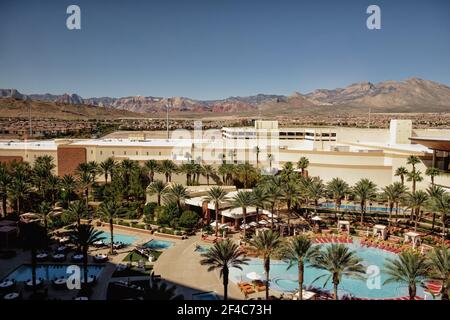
left=159, top=152, right=161, bottom=156
left=136, top=151, right=138, bottom=155
left=100, top=151, right=103, bottom=155
left=112, top=151, right=115, bottom=155
left=146, top=152, right=149, bottom=155
left=91, top=150, right=93, bottom=154
left=124, top=151, right=126, bottom=155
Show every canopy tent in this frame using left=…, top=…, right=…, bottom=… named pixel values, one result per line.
left=337, top=220, right=350, bottom=232
left=373, top=224, right=388, bottom=240
left=404, top=231, right=421, bottom=249
left=246, top=272, right=262, bottom=281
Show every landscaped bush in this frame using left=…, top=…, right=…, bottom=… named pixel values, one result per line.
left=178, top=210, right=199, bottom=229
left=143, top=202, right=157, bottom=216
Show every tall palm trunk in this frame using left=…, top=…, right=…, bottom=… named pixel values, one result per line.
left=157, top=194, right=161, bottom=206
left=83, top=246, right=88, bottom=287
left=223, top=267, right=229, bottom=300
left=409, top=284, right=416, bottom=300
left=442, top=213, right=447, bottom=242
left=298, top=261, right=304, bottom=300
left=1, top=195, right=7, bottom=217
left=242, top=207, right=247, bottom=240
left=264, top=257, right=270, bottom=300
left=16, top=198, right=20, bottom=215
left=360, top=200, right=365, bottom=224
left=333, top=274, right=339, bottom=300
left=31, top=247, right=37, bottom=294
left=215, top=202, right=219, bottom=237
left=109, top=217, right=114, bottom=254
left=431, top=212, right=436, bottom=231
left=388, top=203, right=394, bottom=229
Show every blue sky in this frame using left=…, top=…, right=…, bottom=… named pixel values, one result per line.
left=0, top=0, right=449, bottom=100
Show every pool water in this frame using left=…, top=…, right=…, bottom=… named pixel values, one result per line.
left=3, top=264, right=104, bottom=282
left=195, top=245, right=212, bottom=253
left=229, top=242, right=425, bottom=299
left=144, top=239, right=174, bottom=250
left=192, top=291, right=220, bottom=300
left=98, top=231, right=138, bottom=245
left=320, top=202, right=404, bottom=213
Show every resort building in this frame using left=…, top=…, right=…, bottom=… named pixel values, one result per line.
left=0, top=119, right=449, bottom=191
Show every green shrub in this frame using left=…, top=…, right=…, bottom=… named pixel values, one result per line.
left=178, top=210, right=199, bottom=229
left=143, top=202, right=157, bottom=216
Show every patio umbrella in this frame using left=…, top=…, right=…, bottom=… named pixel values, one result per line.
left=258, top=220, right=268, bottom=225
left=249, top=222, right=258, bottom=227
left=311, top=216, right=322, bottom=221
left=240, top=224, right=251, bottom=230
left=246, top=272, right=262, bottom=281
left=210, top=221, right=220, bottom=227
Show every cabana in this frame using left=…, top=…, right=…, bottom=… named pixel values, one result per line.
left=404, top=231, right=421, bottom=249
left=0, top=226, right=18, bottom=248
left=337, top=220, right=350, bottom=233
left=373, top=224, right=388, bottom=240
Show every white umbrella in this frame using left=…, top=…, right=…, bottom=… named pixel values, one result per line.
left=240, top=224, right=251, bottom=230
left=249, top=222, right=258, bottom=227
left=210, top=221, right=220, bottom=227
left=246, top=272, right=262, bottom=281
left=311, top=216, right=322, bottom=221
left=258, top=220, right=268, bottom=225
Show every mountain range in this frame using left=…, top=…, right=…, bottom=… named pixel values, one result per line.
left=1, top=78, right=450, bottom=114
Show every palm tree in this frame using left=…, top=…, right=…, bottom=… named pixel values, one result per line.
left=204, top=186, right=229, bottom=236
left=250, top=230, right=282, bottom=300
left=280, top=162, right=296, bottom=182
left=254, top=146, right=261, bottom=168
left=0, top=163, right=11, bottom=217
left=164, top=183, right=190, bottom=214
left=229, top=191, right=254, bottom=239
left=407, top=191, right=428, bottom=231
left=61, top=174, right=78, bottom=206
left=120, top=159, right=138, bottom=189
left=297, top=157, right=309, bottom=176
left=407, top=170, right=423, bottom=194
left=306, top=177, right=325, bottom=214
left=352, top=178, right=378, bottom=223
left=98, top=200, right=124, bottom=254
left=252, top=186, right=269, bottom=223
left=426, top=185, right=445, bottom=231
left=235, top=162, right=257, bottom=189
left=428, top=245, right=450, bottom=300
left=200, top=239, right=249, bottom=300
left=384, top=251, right=429, bottom=300
left=310, top=244, right=365, bottom=300
left=69, top=224, right=105, bottom=287
left=99, top=158, right=116, bottom=184
left=201, top=164, right=215, bottom=186
left=144, top=159, right=159, bottom=183
left=264, top=182, right=283, bottom=229
left=45, top=174, right=61, bottom=205
left=267, top=154, right=274, bottom=172
left=282, top=181, right=299, bottom=234
left=430, top=191, right=450, bottom=242
left=38, top=201, right=52, bottom=233
left=8, top=176, right=31, bottom=214
left=159, top=160, right=177, bottom=183
left=21, top=221, right=48, bottom=294
left=33, top=156, right=55, bottom=199
left=327, top=178, right=350, bottom=220
left=426, top=167, right=440, bottom=186
left=65, top=200, right=87, bottom=227
left=407, top=155, right=421, bottom=172
left=147, top=180, right=168, bottom=206
left=382, top=182, right=407, bottom=228
left=179, top=162, right=195, bottom=186
left=395, top=166, right=409, bottom=186
left=143, top=279, right=184, bottom=300
left=78, top=172, right=94, bottom=207
left=281, top=236, right=319, bottom=300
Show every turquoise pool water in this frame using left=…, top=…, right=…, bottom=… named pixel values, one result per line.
left=192, top=291, right=220, bottom=300
left=3, top=264, right=104, bottom=282
left=229, top=242, right=425, bottom=299
left=98, top=231, right=138, bottom=245
left=144, top=239, right=174, bottom=250
left=320, top=202, right=404, bottom=213
left=195, top=245, right=212, bottom=253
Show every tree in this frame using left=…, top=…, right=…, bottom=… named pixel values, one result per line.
left=427, top=245, right=450, bottom=300
left=8, top=176, right=31, bottom=214
left=77, top=171, right=94, bottom=207
left=164, top=184, right=190, bottom=214
left=407, top=170, right=423, bottom=194
left=327, top=178, right=350, bottom=220
left=143, top=279, right=184, bottom=300
left=0, top=163, right=12, bottom=217
left=37, top=201, right=52, bottom=233
left=281, top=236, right=319, bottom=300
left=267, top=154, right=274, bottom=171
left=204, top=186, right=229, bottom=236
left=425, top=167, right=440, bottom=186
left=250, top=230, right=282, bottom=300
left=426, top=185, right=445, bottom=231
left=406, top=191, right=428, bottom=231
left=45, top=174, right=61, bottom=205
left=264, top=181, right=283, bottom=229
left=254, top=146, right=261, bottom=168
left=159, top=160, right=178, bottom=183
left=179, top=162, right=195, bottom=186
left=382, top=182, right=407, bottom=228
left=98, top=200, right=125, bottom=254
left=218, top=164, right=234, bottom=186
left=297, top=157, right=309, bottom=176
left=100, top=158, right=116, bottom=184
left=384, top=251, right=429, bottom=300
left=120, top=159, right=138, bottom=190
left=352, top=178, right=378, bottom=223
left=251, top=186, right=269, bottom=223
left=200, top=239, right=249, bottom=300
left=395, top=166, right=408, bottom=186
left=282, top=181, right=300, bottom=234
left=235, top=162, right=258, bottom=189
left=147, top=180, right=168, bottom=206
left=281, top=162, right=296, bottom=182
left=310, top=244, right=365, bottom=300
left=306, top=177, right=325, bottom=214
left=69, top=224, right=105, bottom=287
left=65, top=200, right=87, bottom=228
left=61, top=174, right=78, bottom=206
left=229, top=191, right=254, bottom=239
left=430, top=191, right=450, bottom=242
left=201, top=164, right=215, bottom=186
left=179, top=210, right=200, bottom=229
left=144, top=159, right=159, bottom=183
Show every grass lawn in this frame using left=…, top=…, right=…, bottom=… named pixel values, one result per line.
left=122, top=250, right=162, bottom=262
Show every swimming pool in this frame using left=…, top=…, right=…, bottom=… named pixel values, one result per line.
left=98, top=231, right=138, bottom=245
left=144, top=239, right=174, bottom=250
left=229, top=242, right=425, bottom=299
left=3, top=264, right=104, bottom=282
left=195, top=245, right=212, bottom=253
left=192, top=291, right=220, bottom=300
left=319, top=202, right=404, bottom=213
